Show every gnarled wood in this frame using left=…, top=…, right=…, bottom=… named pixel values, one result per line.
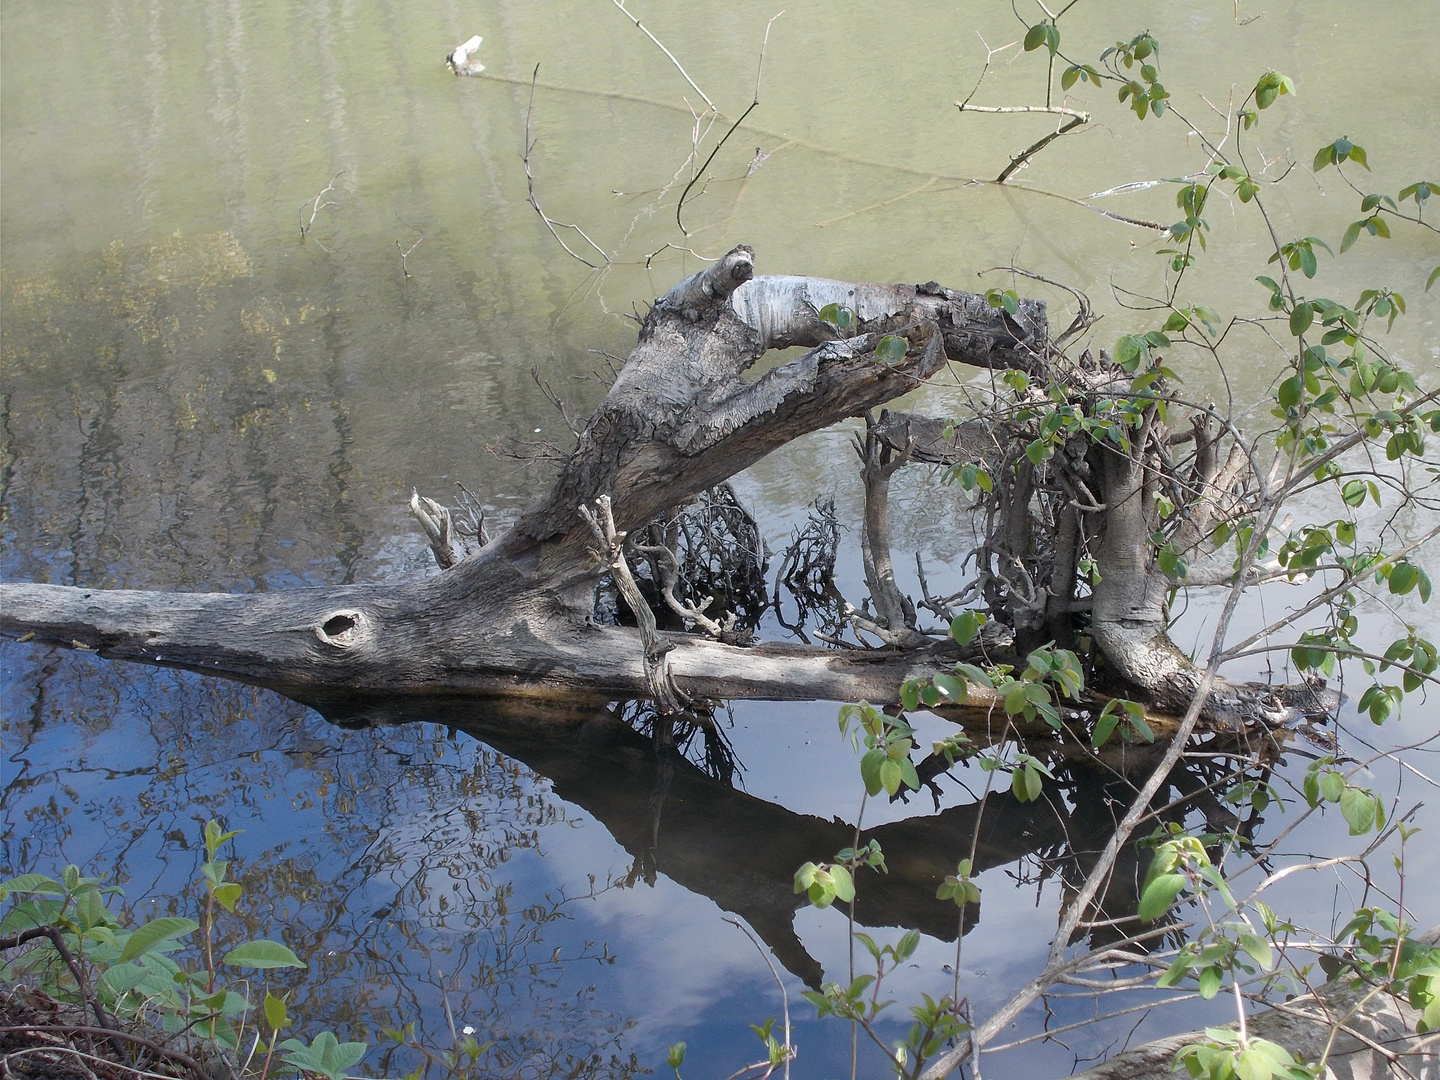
left=0, top=249, right=1049, bottom=707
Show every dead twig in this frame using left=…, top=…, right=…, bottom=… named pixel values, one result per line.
left=523, top=66, right=610, bottom=269
left=532, top=367, right=582, bottom=438
left=954, top=104, right=1091, bottom=184
left=676, top=10, right=783, bottom=235
left=298, top=170, right=344, bottom=240
left=1, top=927, right=132, bottom=1067
left=580, top=495, right=688, bottom=714
left=396, top=236, right=424, bottom=279
left=612, top=0, right=713, bottom=110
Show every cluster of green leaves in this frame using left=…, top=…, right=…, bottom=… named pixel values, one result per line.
left=943, top=459, right=994, bottom=496
left=750, top=1017, right=792, bottom=1074
left=1327, top=903, right=1440, bottom=1033
left=818, top=302, right=858, bottom=334
left=1144, top=833, right=1284, bottom=996
left=378, top=1019, right=493, bottom=1080
left=935, top=859, right=980, bottom=909
left=839, top=702, right=923, bottom=798
left=1138, top=830, right=1221, bottom=924
left=874, top=334, right=909, bottom=366
left=1022, top=20, right=1060, bottom=58
left=1101, top=32, right=1168, bottom=119
left=794, top=836, right=887, bottom=910
left=1313, top=135, right=1438, bottom=287
left=983, top=287, right=1021, bottom=315
left=1167, top=181, right=1211, bottom=250
left=893, top=993, right=969, bottom=1073
left=802, top=931, right=919, bottom=1025
left=1090, top=697, right=1154, bottom=747
left=1301, top=757, right=1386, bottom=835
left=1112, top=330, right=1174, bottom=374
left=816, top=300, right=907, bottom=365
left=0, top=821, right=378, bottom=1080
left=1173, top=1028, right=1315, bottom=1080
left=1269, top=236, right=1331, bottom=281
left=793, top=858, right=857, bottom=911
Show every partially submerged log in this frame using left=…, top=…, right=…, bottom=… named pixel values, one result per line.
left=0, top=246, right=1335, bottom=732
left=0, top=248, right=1048, bottom=709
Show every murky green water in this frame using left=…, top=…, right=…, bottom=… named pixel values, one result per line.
left=3, top=1, right=1438, bottom=1076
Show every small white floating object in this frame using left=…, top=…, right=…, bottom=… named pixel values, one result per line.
left=446, top=35, right=485, bottom=76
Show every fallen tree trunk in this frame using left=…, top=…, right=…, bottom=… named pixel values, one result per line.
left=0, top=247, right=1336, bottom=731
left=0, top=248, right=1048, bottom=706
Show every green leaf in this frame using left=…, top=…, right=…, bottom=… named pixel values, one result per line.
left=264, top=991, right=289, bottom=1033
left=1091, top=703, right=1120, bottom=747
left=1428, top=266, right=1440, bottom=292
left=1198, top=965, right=1223, bottom=1000
left=212, top=882, right=242, bottom=913
left=1340, top=219, right=1364, bottom=254
left=1025, top=438, right=1053, bottom=465
left=0, top=874, right=65, bottom=901
left=1277, top=376, right=1302, bottom=409
left=1138, top=872, right=1187, bottom=921
left=1238, top=932, right=1274, bottom=972
left=1390, top=563, right=1419, bottom=595
left=873, top=334, right=908, bottom=366
left=879, top=757, right=902, bottom=796
left=118, top=917, right=199, bottom=964
left=830, top=865, right=855, bottom=904
left=949, top=611, right=982, bottom=647
left=932, top=672, right=966, bottom=700
left=860, top=749, right=885, bottom=796
left=1012, top=763, right=1043, bottom=803
left=1340, top=787, right=1378, bottom=835
left=1061, top=65, right=1080, bottom=90
left=279, top=1031, right=368, bottom=1080
left=900, top=680, right=920, bottom=712
left=223, top=939, right=306, bottom=970
left=1235, top=1047, right=1273, bottom=1080
left=1113, top=335, right=1142, bottom=371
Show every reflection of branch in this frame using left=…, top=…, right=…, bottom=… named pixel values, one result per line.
left=484, top=67, right=1165, bottom=232
left=676, top=11, right=783, bottom=235
left=523, top=66, right=609, bottom=269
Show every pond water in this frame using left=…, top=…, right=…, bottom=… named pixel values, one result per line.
left=3, top=1, right=1438, bottom=1076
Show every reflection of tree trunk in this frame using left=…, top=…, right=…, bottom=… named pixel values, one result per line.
left=325, top=695, right=1228, bottom=989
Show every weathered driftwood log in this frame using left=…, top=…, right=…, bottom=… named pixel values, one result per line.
left=1066, top=929, right=1440, bottom=1080
left=0, top=248, right=1048, bottom=707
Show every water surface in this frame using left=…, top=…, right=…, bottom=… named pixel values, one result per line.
left=3, top=1, right=1438, bottom=1076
